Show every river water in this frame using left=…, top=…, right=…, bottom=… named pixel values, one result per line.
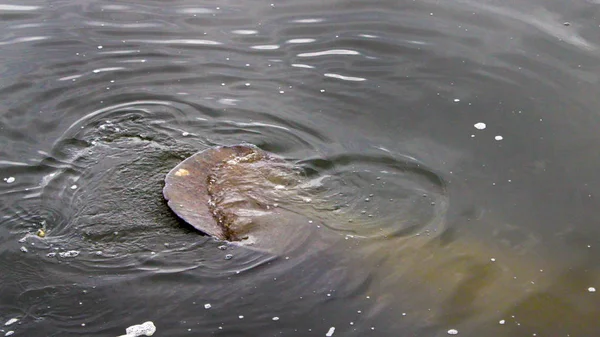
left=1, top=1, right=599, bottom=336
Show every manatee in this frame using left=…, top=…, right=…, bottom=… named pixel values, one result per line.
left=163, top=144, right=324, bottom=253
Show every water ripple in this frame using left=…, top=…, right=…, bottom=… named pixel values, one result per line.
left=297, top=49, right=361, bottom=57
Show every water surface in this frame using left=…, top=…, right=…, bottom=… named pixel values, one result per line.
left=1, top=0, right=599, bottom=336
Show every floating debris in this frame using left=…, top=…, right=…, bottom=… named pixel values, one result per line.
left=588, top=287, right=596, bottom=293
left=117, top=321, right=156, bottom=337
left=4, top=177, right=15, bottom=184
left=474, top=122, right=486, bottom=130
left=272, top=317, right=280, bottom=321
left=225, top=254, right=233, bottom=260
left=447, top=329, right=459, bottom=335
left=20, top=246, right=28, bottom=253
left=499, top=320, right=505, bottom=325
left=326, top=327, right=336, bottom=336
left=36, top=228, right=46, bottom=238
left=495, top=135, right=503, bottom=141
left=5, top=331, right=14, bottom=336
left=4, top=318, right=18, bottom=326
left=204, top=303, right=211, bottom=309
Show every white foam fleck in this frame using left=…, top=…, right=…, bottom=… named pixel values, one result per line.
left=495, top=135, right=503, bottom=141
left=71, top=185, right=78, bottom=190
left=447, top=329, right=459, bottom=335
left=5, top=177, right=15, bottom=183
left=118, top=321, right=156, bottom=337
left=5, top=331, right=14, bottom=336
left=499, top=320, right=505, bottom=324
left=588, top=287, right=596, bottom=292
left=4, top=318, right=18, bottom=326
left=272, top=317, right=279, bottom=321
left=59, top=250, right=80, bottom=258
left=326, top=327, right=335, bottom=336
left=453, top=98, right=460, bottom=102
left=204, top=303, right=211, bottom=309
left=474, top=122, right=486, bottom=130
left=20, top=246, right=28, bottom=253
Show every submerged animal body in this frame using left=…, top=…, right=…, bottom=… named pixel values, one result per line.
left=163, top=144, right=314, bottom=252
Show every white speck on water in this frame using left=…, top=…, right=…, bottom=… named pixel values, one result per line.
left=588, top=287, right=596, bottom=292
left=238, top=315, right=244, bottom=319
left=495, top=135, right=503, bottom=141
left=4, top=177, right=15, bottom=184
left=58, top=250, right=80, bottom=258
left=474, top=122, right=486, bottom=130
left=97, top=45, right=103, bottom=49
left=272, top=317, right=280, bottom=321
left=5, top=331, right=14, bottom=336
left=448, top=329, right=458, bottom=335
left=204, top=303, right=211, bottom=309
left=5, top=318, right=18, bottom=326
left=490, top=258, right=496, bottom=262
left=70, top=185, right=77, bottom=190
left=245, top=83, right=250, bottom=86
left=20, top=246, right=28, bottom=253
left=499, top=320, right=505, bottom=325
left=119, top=321, right=156, bottom=337
left=326, top=327, right=335, bottom=336
left=453, top=98, right=460, bottom=102
left=182, top=132, right=190, bottom=136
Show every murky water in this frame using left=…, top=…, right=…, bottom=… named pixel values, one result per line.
left=1, top=1, right=599, bottom=336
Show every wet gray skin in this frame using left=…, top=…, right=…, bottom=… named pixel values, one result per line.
left=163, top=144, right=325, bottom=253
